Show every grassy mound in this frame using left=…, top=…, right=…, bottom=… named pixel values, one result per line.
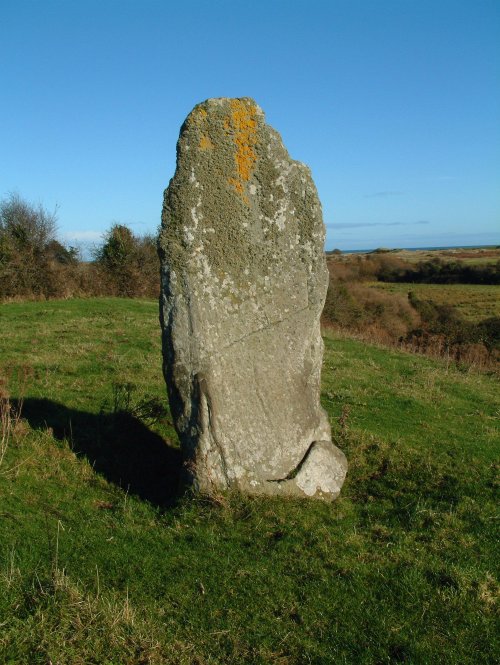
left=1, top=299, right=498, bottom=664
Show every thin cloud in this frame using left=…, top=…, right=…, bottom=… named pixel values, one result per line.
left=327, top=221, right=429, bottom=229
left=364, top=191, right=403, bottom=198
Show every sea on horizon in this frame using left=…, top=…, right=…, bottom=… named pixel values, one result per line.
left=329, top=244, right=499, bottom=255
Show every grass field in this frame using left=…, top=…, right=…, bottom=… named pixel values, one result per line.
left=368, top=282, right=500, bottom=322
left=1, top=298, right=499, bottom=664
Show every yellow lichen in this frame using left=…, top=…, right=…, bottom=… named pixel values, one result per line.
left=199, top=135, right=214, bottom=150
left=226, top=99, right=258, bottom=202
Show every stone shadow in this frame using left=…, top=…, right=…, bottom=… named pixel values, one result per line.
left=18, top=398, right=183, bottom=508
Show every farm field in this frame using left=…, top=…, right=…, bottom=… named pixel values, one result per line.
left=367, top=282, right=500, bottom=322
left=370, top=246, right=500, bottom=266
left=0, top=298, right=499, bottom=664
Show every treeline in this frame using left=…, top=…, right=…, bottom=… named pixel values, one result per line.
left=0, top=194, right=158, bottom=300
left=382, top=257, right=500, bottom=285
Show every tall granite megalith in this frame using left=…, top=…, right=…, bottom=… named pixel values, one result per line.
left=159, top=97, right=347, bottom=500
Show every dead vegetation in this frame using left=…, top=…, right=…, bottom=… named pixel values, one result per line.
left=323, top=250, right=500, bottom=372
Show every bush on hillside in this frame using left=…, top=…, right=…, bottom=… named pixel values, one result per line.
left=408, top=292, right=500, bottom=350
left=327, top=253, right=408, bottom=283
left=322, top=280, right=419, bottom=343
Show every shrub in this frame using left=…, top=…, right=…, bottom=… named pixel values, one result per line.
left=93, top=224, right=159, bottom=297
left=401, top=293, right=499, bottom=368
left=322, top=278, right=419, bottom=343
left=323, top=281, right=364, bottom=329
left=0, top=193, right=59, bottom=297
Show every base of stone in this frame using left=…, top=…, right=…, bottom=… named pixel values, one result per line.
left=190, top=440, right=348, bottom=502
left=264, top=440, right=347, bottom=501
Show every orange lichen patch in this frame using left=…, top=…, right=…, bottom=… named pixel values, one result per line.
left=228, top=177, right=246, bottom=200
left=230, top=99, right=257, bottom=181
left=199, top=135, right=214, bottom=150
left=226, top=99, right=258, bottom=202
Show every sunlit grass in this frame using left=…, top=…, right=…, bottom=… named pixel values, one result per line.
left=0, top=298, right=498, bottom=664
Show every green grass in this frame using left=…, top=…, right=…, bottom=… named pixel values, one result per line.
left=368, top=282, right=500, bottom=322
left=1, top=298, right=499, bottom=664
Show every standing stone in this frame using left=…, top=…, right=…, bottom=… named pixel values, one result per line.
left=159, top=97, right=347, bottom=500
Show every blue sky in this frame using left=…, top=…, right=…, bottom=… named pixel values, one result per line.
left=1, top=0, right=499, bottom=251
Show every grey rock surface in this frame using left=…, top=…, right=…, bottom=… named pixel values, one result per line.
left=159, top=97, right=347, bottom=500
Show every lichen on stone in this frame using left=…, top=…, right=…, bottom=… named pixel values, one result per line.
left=199, top=135, right=214, bottom=150
left=222, top=98, right=259, bottom=203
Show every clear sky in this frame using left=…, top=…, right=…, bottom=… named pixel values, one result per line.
left=1, top=0, right=499, bottom=251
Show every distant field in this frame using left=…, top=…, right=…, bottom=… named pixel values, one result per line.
left=369, top=282, right=500, bottom=321
left=393, top=247, right=500, bottom=266
left=1, top=299, right=498, bottom=664
left=329, top=246, right=500, bottom=267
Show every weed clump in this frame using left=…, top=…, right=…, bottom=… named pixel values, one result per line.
left=0, top=367, right=31, bottom=467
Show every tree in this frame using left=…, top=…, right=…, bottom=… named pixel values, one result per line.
left=94, top=224, right=159, bottom=297
left=95, top=224, right=136, bottom=273
left=0, top=193, right=58, bottom=297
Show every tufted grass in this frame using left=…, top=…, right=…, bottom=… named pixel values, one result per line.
left=0, top=298, right=498, bottom=664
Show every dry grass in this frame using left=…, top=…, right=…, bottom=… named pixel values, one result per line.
left=0, top=368, right=31, bottom=467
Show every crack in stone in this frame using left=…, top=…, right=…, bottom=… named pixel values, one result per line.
left=267, top=440, right=317, bottom=483
left=199, top=375, right=230, bottom=486
left=213, top=304, right=311, bottom=356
